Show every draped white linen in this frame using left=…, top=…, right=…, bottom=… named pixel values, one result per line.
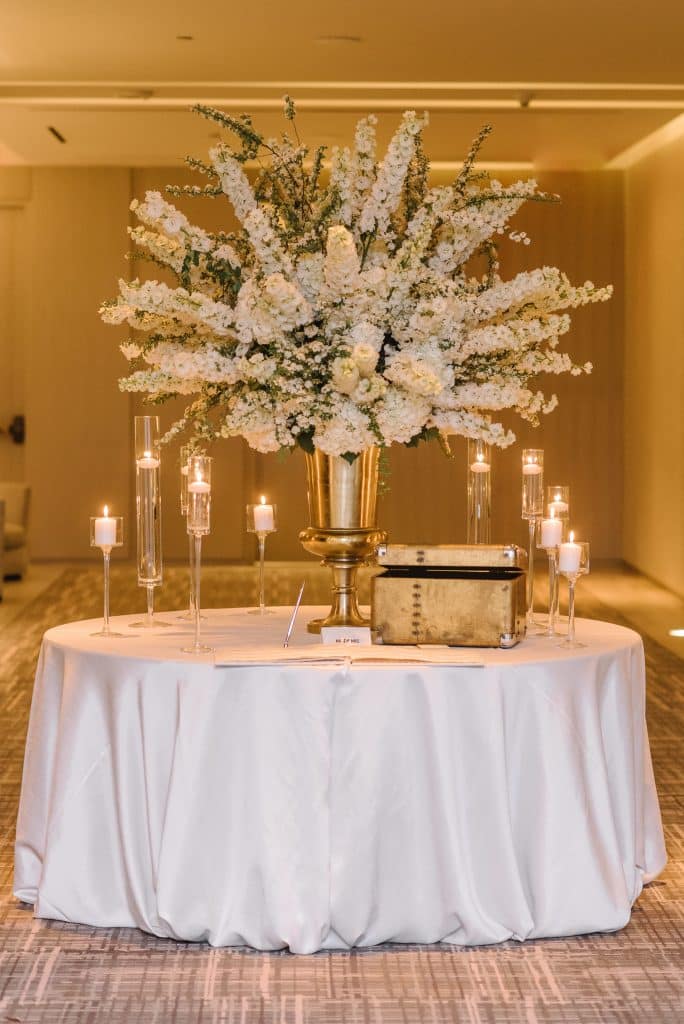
left=14, top=610, right=666, bottom=954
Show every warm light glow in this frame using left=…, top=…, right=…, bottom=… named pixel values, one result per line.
left=260, top=495, right=266, bottom=504
left=554, top=492, right=561, bottom=501
left=569, top=530, right=575, bottom=542
left=550, top=508, right=556, bottom=519
left=477, top=453, right=483, bottom=463
left=103, top=504, right=109, bottom=517
left=669, top=629, right=684, bottom=638
left=144, top=450, right=151, bottom=458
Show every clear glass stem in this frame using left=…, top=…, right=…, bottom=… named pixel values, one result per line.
left=547, top=550, right=557, bottom=636
left=526, top=518, right=536, bottom=623
left=146, top=584, right=155, bottom=627
left=193, top=533, right=202, bottom=650
left=102, top=549, right=111, bottom=636
left=567, top=578, right=577, bottom=645
left=258, top=533, right=266, bottom=613
left=188, top=531, right=196, bottom=617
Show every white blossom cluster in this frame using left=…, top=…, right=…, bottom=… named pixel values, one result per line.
left=101, top=103, right=612, bottom=456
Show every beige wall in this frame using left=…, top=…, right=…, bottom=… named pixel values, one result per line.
left=0, top=163, right=625, bottom=564
left=624, top=136, right=684, bottom=596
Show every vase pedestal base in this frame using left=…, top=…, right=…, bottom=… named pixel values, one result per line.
left=299, top=527, right=387, bottom=633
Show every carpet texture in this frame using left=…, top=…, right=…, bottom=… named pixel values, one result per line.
left=0, top=566, right=683, bottom=1023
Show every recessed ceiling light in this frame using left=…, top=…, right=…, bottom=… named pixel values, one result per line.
left=668, top=628, right=684, bottom=638
left=314, top=34, right=362, bottom=44
left=176, top=34, right=194, bottom=41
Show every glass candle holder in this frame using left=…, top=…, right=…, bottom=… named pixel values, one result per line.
left=466, top=439, right=491, bottom=545
left=131, top=415, right=172, bottom=629
left=246, top=496, right=278, bottom=615
left=546, top=485, right=570, bottom=538
left=183, top=455, right=213, bottom=655
left=178, top=444, right=205, bottom=623
left=89, top=507, right=125, bottom=638
left=545, top=484, right=570, bottom=623
left=537, top=512, right=563, bottom=637
left=557, top=534, right=591, bottom=649
left=521, top=448, right=544, bottom=628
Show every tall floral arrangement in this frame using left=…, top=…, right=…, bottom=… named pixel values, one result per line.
left=101, top=100, right=611, bottom=458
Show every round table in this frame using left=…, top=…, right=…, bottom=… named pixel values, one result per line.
left=14, top=608, right=666, bottom=954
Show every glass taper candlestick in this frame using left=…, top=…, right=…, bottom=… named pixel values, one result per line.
left=182, top=455, right=213, bottom=655
left=466, top=439, right=491, bottom=544
left=90, top=509, right=125, bottom=638
left=131, top=415, right=172, bottom=629
left=246, top=498, right=278, bottom=615
left=521, top=448, right=544, bottom=628
left=538, top=547, right=560, bottom=637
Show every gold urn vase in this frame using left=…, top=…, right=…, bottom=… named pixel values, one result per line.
left=299, top=448, right=387, bottom=633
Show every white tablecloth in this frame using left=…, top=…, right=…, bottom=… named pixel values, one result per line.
left=14, top=608, right=666, bottom=954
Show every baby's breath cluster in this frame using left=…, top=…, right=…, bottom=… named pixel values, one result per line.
left=101, top=99, right=612, bottom=457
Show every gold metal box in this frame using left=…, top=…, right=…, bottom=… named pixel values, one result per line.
left=371, top=544, right=527, bottom=648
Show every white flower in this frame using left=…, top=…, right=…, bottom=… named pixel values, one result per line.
left=331, top=356, right=360, bottom=395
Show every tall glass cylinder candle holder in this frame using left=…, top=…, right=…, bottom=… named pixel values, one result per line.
left=246, top=496, right=278, bottom=615
left=178, top=444, right=204, bottom=623
left=557, top=535, right=590, bottom=649
left=89, top=507, right=125, bottom=638
left=538, top=512, right=563, bottom=637
left=183, top=455, right=213, bottom=655
left=132, top=415, right=172, bottom=628
left=521, top=448, right=544, bottom=628
left=545, top=484, right=570, bottom=621
left=466, top=440, right=491, bottom=545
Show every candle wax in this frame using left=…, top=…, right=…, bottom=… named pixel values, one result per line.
left=94, top=515, right=117, bottom=547
left=254, top=503, right=275, bottom=532
left=469, top=462, right=490, bottom=473
left=188, top=480, right=211, bottom=494
left=558, top=540, right=582, bottom=573
left=522, top=463, right=543, bottom=476
left=540, top=517, right=563, bottom=548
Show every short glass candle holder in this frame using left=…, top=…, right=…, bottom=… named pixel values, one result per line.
left=521, top=448, right=544, bottom=628
left=246, top=497, right=278, bottom=615
left=466, top=439, right=491, bottom=545
left=178, top=445, right=206, bottom=624
left=537, top=512, right=563, bottom=637
left=557, top=536, right=591, bottom=649
left=89, top=508, right=125, bottom=638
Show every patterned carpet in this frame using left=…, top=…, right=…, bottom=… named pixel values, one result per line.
left=0, top=565, right=683, bottom=1023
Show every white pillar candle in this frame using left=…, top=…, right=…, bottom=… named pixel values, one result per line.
left=522, top=462, right=543, bottom=476
left=136, top=450, right=161, bottom=469
left=94, top=506, right=117, bottom=547
left=254, top=496, right=275, bottom=532
left=558, top=532, right=582, bottom=573
left=540, top=516, right=563, bottom=548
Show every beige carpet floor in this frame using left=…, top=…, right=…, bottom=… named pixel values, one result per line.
left=0, top=566, right=683, bottom=1023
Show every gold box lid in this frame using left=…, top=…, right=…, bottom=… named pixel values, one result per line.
left=376, top=543, right=527, bottom=569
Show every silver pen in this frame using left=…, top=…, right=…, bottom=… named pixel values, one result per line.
left=283, top=581, right=306, bottom=647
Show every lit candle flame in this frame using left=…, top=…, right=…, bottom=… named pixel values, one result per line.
left=260, top=495, right=266, bottom=504
left=144, top=450, right=151, bottom=459
left=103, top=504, right=109, bottom=517
left=476, top=453, right=483, bottom=463
left=555, top=492, right=561, bottom=501
left=569, top=530, right=575, bottom=542
left=550, top=508, right=556, bottom=519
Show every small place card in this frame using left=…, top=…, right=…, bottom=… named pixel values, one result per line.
left=320, top=626, right=373, bottom=646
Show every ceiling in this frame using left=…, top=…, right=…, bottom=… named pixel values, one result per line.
left=1, top=0, right=683, bottom=169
